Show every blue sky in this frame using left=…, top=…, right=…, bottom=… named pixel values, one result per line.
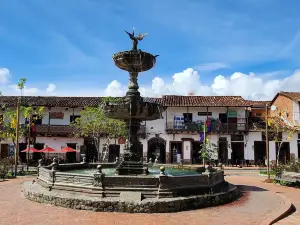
left=0, top=0, right=300, bottom=99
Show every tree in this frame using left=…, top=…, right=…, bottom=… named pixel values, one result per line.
left=267, top=107, right=300, bottom=166
left=0, top=105, right=44, bottom=149
left=0, top=78, right=44, bottom=162
left=199, top=137, right=218, bottom=166
left=71, top=98, right=127, bottom=162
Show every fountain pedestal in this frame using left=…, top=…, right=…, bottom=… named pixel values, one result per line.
left=103, top=29, right=164, bottom=176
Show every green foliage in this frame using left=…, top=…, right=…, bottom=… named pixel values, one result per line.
left=266, top=107, right=300, bottom=166
left=0, top=158, right=11, bottom=179
left=199, top=137, right=218, bottom=164
left=71, top=100, right=127, bottom=152
left=0, top=78, right=44, bottom=146
left=0, top=106, right=44, bottom=146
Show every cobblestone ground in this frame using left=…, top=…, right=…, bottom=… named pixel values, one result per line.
left=0, top=175, right=290, bottom=225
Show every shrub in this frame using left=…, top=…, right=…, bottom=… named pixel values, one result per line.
left=0, top=158, right=10, bottom=179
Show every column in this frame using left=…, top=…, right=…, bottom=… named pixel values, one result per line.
left=182, top=138, right=193, bottom=164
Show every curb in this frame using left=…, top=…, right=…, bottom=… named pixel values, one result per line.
left=258, top=192, right=293, bottom=225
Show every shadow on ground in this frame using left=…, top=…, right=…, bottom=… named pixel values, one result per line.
left=237, top=185, right=268, bottom=192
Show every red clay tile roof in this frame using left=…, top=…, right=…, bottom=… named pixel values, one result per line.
left=269, top=91, right=300, bottom=105
left=247, top=100, right=271, bottom=107
left=162, top=95, right=251, bottom=107
left=280, top=92, right=300, bottom=101
left=35, top=125, right=76, bottom=135
left=0, top=96, right=163, bottom=107
left=0, top=95, right=255, bottom=107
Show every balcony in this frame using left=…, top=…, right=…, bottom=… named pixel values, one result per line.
left=166, top=122, right=248, bottom=133
left=248, top=116, right=266, bottom=131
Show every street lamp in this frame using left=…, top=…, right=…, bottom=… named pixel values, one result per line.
left=265, top=104, right=277, bottom=181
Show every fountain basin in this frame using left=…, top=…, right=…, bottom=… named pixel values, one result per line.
left=22, top=163, right=239, bottom=213
left=102, top=100, right=166, bottom=121
left=113, top=50, right=156, bottom=72
left=35, top=163, right=225, bottom=198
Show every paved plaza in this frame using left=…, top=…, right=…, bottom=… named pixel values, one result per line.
left=0, top=173, right=299, bottom=225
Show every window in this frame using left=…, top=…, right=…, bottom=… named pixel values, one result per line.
left=70, top=115, right=81, bottom=123
left=231, top=134, right=244, bottom=141
left=183, top=113, right=193, bottom=123
left=198, top=112, right=212, bottom=116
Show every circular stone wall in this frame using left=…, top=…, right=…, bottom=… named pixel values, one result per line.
left=22, top=181, right=239, bottom=213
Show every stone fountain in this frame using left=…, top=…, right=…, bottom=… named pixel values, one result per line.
left=102, top=29, right=165, bottom=175
left=22, top=29, right=239, bottom=213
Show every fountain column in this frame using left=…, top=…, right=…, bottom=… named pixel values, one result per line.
left=105, top=29, right=165, bottom=175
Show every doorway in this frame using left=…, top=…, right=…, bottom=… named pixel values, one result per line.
left=298, top=140, right=300, bottom=160
left=19, top=143, right=27, bottom=163
left=170, top=141, right=183, bottom=164
left=108, top=144, right=120, bottom=162
left=84, top=138, right=97, bottom=162
left=231, top=142, right=244, bottom=165
left=276, top=142, right=290, bottom=164
left=191, top=141, right=201, bottom=164
left=254, top=141, right=266, bottom=165
left=218, top=141, right=228, bottom=163
left=66, top=143, right=77, bottom=163
left=219, top=113, right=227, bottom=123
left=147, top=137, right=166, bottom=163
left=0, top=144, right=9, bottom=159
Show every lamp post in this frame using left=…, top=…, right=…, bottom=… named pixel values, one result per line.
left=265, top=103, right=270, bottom=180
left=26, top=116, right=31, bottom=172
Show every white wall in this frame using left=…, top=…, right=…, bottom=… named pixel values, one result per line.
left=36, top=137, right=84, bottom=150
left=293, top=101, right=300, bottom=125
left=145, top=111, right=166, bottom=135
left=42, top=107, right=82, bottom=125
left=265, top=132, right=299, bottom=161
left=246, top=132, right=262, bottom=160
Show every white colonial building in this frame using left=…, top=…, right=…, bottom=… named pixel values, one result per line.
left=0, top=93, right=299, bottom=165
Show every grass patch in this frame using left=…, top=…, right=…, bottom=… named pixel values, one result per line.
left=259, top=170, right=276, bottom=176
left=4, top=170, right=37, bottom=179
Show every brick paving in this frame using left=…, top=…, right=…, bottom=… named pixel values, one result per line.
left=0, top=175, right=291, bottom=225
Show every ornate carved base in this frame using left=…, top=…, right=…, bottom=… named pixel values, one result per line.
left=116, top=161, right=149, bottom=175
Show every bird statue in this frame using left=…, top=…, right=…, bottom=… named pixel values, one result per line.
left=124, top=28, right=148, bottom=51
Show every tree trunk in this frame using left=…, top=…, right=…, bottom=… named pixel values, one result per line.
left=276, top=141, right=283, bottom=167
left=96, top=138, right=101, bottom=162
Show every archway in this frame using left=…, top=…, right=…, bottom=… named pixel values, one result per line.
left=147, top=137, right=166, bottom=163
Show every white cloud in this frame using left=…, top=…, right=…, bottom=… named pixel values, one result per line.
left=195, top=62, right=229, bottom=72
left=46, top=83, right=56, bottom=93
left=103, top=68, right=300, bottom=100
left=0, top=68, right=11, bottom=84
left=1, top=67, right=300, bottom=101
left=8, top=84, right=39, bottom=96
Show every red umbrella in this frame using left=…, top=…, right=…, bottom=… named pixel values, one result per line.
left=59, top=146, right=77, bottom=153
left=40, top=147, right=57, bottom=153
left=21, top=147, right=39, bottom=153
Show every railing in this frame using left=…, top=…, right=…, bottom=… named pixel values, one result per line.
left=166, top=122, right=248, bottom=132
left=37, top=163, right=225, bottom=198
